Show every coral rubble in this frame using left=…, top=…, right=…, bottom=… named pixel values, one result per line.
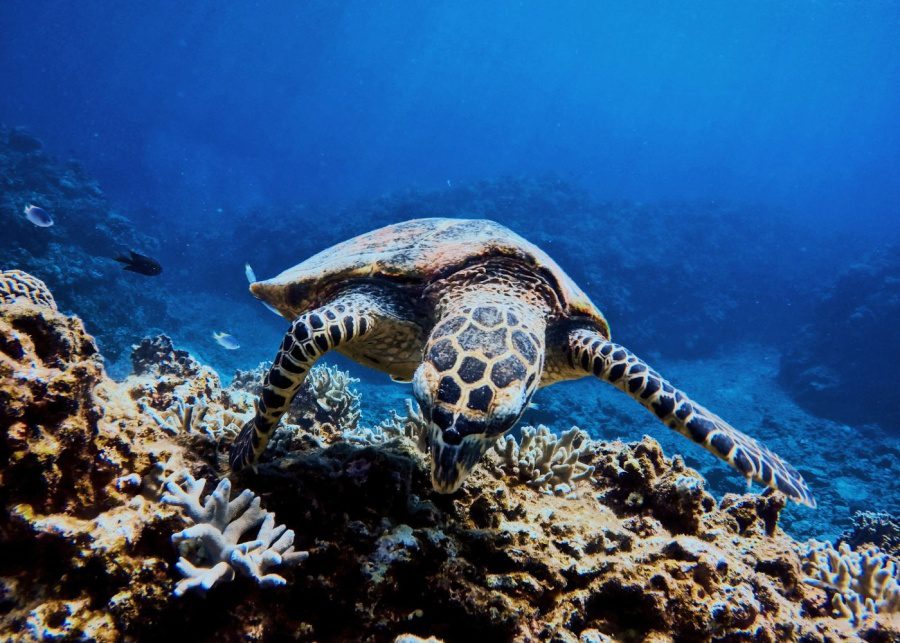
left=1, top=280, right=898, bottom=641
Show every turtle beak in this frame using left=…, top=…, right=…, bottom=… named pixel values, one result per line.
left=428, top=425, right=495, bottom=493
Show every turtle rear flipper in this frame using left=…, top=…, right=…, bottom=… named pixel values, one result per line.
left=568, top=329, right=816, bottom=508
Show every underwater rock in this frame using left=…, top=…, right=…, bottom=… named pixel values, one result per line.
left=842, top=511, right=900, bottom=558
left=780, top=243, right=900, bottom=431
left=0, top=296, right=191, bottom=640
left=1, top=287, right=897, bottom=641
left=6, top=127, right=43, bottom=154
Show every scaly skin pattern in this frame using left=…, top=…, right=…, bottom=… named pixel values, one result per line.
left=415, top=272, right=548, bottom=492
left=230, top=290, right=384, bottom=471
left=566, top=329, right=816, bottom=507
left=233, top=218, right=816, bottom=509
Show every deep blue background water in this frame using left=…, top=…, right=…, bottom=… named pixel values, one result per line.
left=2, top=1, right=899, bottom=237
left=2, top=2, right=899, bottom=539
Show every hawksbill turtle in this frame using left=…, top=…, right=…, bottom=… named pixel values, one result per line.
left=230, top=218, right=815, bottom=507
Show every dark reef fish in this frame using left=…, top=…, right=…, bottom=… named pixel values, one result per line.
left=114, top=250, right=162, bottom=276
left=23, top=204, right=54, bottom=227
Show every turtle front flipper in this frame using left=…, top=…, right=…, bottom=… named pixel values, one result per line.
left=568, top=329, right=816, bottom=508
left=229, top=291, right=380, bottom=471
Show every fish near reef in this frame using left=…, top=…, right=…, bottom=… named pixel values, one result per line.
left=114, top=250, right=162, bottom=276
left=213, top=331, right=240, bottom=350
left=229, top=218, right=816, bottom=508
left=23, top=204, right=54, bottom=227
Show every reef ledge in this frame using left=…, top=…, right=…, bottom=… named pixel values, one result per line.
left=1, top=272, right=897, bottom=642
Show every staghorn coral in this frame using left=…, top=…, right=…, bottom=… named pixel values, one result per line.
left=494, top=425, right=595, bottom=495
left=0, top=269, right=57, bottom=309
left=343, top=399, right=430, bottom=452
left=249, top=363, right=365, bottom=457
left=161, top=470, right=308, bottom=596
left=802, top=540, right=900, bottom=626
left=230, top=362, right=362, bottom=441
left=378, top=398, right=429, bottom=452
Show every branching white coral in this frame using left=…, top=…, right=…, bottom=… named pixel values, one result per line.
left=495, top=425, right=595, bottom=494
left=307, top=364, right=361, bottom=431
left=342, top=399, right=429, bottom=453
left=379, top=399, right=429, bottom=452
left=161, top=470, right=308, bottom=596
left=802, top=540, right=900, bottom=626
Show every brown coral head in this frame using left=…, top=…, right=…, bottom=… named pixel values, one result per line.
left=428, top=424, right=496, bottom=493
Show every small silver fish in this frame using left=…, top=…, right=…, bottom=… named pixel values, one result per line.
left=212, top=331, right=240, bottom=350
left=23, top=204, right=54, bottom=227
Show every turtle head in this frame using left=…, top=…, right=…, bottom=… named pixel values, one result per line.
left=413, top=302, right=543, bottom=493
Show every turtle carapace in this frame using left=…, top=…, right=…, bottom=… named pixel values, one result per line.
left=229, top=218, right=815, bottom=508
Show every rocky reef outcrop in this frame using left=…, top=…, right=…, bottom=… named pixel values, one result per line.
left=0, top=126, right=173, bottom=366
left=1, top=277, right=898, bottom=641
left=780, top=243, right=900, bottom=432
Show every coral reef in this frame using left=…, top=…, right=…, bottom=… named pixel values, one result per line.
left=2, top=278, right=898, bottom=641
left=494, top=425, right=595, bottom=495
left=0, top=126, right=169, bottom=365
left=0, top=269, right=57, bottom=309
left=802, top=540, right=900, bottom=626
left=304, top=363, right=362, bottom=432
left=161, top=471, right=308, bottom=595
left=543, top=345, right=900, bottom=545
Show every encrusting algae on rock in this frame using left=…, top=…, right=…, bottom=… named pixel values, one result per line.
left=1, top=272, right=898, bottom=641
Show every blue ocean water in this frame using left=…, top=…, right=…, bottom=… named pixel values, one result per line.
left=2, top=1, right=899, bottom=543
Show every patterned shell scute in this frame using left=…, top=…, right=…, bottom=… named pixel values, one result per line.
left=251, top=218, right=605, bottom=327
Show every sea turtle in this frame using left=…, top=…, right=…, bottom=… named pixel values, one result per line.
left=230, top=218, right=815, bottom=507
